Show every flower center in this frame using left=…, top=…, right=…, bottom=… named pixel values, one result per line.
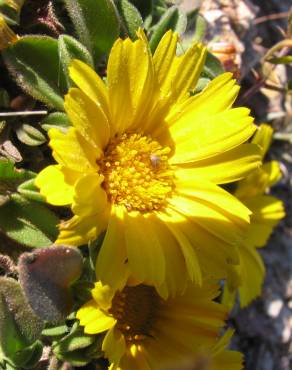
left=109, top=285, right=161, bottom=343
left=98, top=133, right=174, bottom=212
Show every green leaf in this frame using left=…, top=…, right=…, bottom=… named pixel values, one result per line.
left=53, top=324, right=98, bottom=367
left=268, top=56, right=292, bottom=65
left=42, top=325, right=69, bottom=337
left=0, top=158, right=35, bottom=183
left=58, top=34, right=94, bottom=88
left=53, top=350, right=90, bottom=367
left=2, top=36, right=66, bottom=110
left=0, top=89, right=9, bottom=108
left=0, top=277, right=43, bottom=366
left=41, top=112, right=71, bottom=132
left=20, top=341, right=43, bottom=369
left=194, top=77, right=211, bottom=93
left=0, top=194, right=59, bottom=248
left=54, top=326, right=95, bottom=353
left=149, top=6, right=187, bottom=52
left=117, top=0, right=143, bottom=40
left=15, top=124, right=46, bottom=146
left=0, top=159, right=35, bottom=201
left=193, top=13, right=207, bottom=42
left=17, top=179, right=46, bottom=203
left=202, top=51, right=224, bottom=79
left=11, top=340, right=43, bottom=368
left=129, top=0, right=152, bottom=19
left=64, top=0, right=120, bottom=61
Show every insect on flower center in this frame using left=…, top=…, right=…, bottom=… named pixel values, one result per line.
left=109, top=285, right=161, bottom=343
left=98, top=133, right=174, bottom=212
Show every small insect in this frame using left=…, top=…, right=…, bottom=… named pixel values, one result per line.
left=150, top=154, right=161, bottom=169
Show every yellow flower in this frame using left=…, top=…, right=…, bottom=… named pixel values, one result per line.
left=223, top=124, right=285, bottom=307
left=0, top=14, right=18, bottom=50
left=77, top=280, right=243, bottom=370
left=36, top=30, right=261, bottom=296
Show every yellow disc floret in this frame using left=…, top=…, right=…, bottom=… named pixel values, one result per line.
left=99, top=133, right=174, bottom=212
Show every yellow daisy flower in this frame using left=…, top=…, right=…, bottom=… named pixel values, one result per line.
left=36, top=29, right=261, bottom=296
left=223, top=124, right=285, bottom=307
left=77, top=280, right=243, bottom=370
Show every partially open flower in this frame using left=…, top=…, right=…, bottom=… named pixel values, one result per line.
left=36, top=29, right=262, bottom=297
left=224, top=124, right=285, bottom=307
left=77, top=280, right=243, bottom=370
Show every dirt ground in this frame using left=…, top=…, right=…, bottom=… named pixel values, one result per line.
left=180, top=1, right=292, bottom=369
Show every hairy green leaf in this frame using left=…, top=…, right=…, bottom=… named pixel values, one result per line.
left=129, top=0, right=152, bottom=19
left=149, top=6, right=187, bottom=52
left=15, top=124, right=46, bottom=146
left=58, top=34, right=94, bottom=88
left=202, top=51, right=224, bottom=79
left=64, top=0, right=120, bottom=61
left=41, top=112, right=71, bottom=132
left=17, top=179, right=45, bottom=203
left=0, top=193, right=59, bottom=248
left=117, top=0, right=143, bottom=39
left=3, top=36, right=66, bottom=110
left=0, top=277, right=43, bottom=365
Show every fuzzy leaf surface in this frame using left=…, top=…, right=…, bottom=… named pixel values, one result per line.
left=3, top=36, right=66, bottom=110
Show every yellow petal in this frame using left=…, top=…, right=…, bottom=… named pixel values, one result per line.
left=169, top=107, right=255, bottom=164
left=72, top=173, right=108, bottom=217
left=211, top=330, right=243, bottom=370
left=149, top=217, right=188, bottom=299
left=155, top=35, right=207, bottom=103
left=48, top=127, right=98, bottom=172
left=158, top=217, right=202, bottom=285
left=175, top=175, right=251, bottom=227
left=211, top=350, right=244, bottom=370
left=168, top=194, right=248, bottom=245
left=263, top=161, right=282, bottom=187
left=243, top=195, right=285, bottom=247
left=56, top=212, right=109, bottom=246
left=35, top=165, right=78, bottom=205
left=123, top=211, right=166, bottom=287
left=165, top=72, right=240, bottom=126
left=77, top=299, right=116, bottom=334
left=159, top=208, right=239, bottom=281
left=237, top=245, right=265, bottom=307
left=107, top=36, right=154, bottom=134
left=69, top=59, right=110, bottom=119
left=102, top=328, right=126, bottom=366
left=252, top=123, right=273, bottom=158
left=153, top=30, right=178, bottom=89
left=235, top=160, right=282, bottom=199
left=96, top=206, right=129, bottom=291
left=178, top=143, right=261, bottom=184
left=64, top=87, right=110, bottom=150
left=91, top=281, right=115, bottom=310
